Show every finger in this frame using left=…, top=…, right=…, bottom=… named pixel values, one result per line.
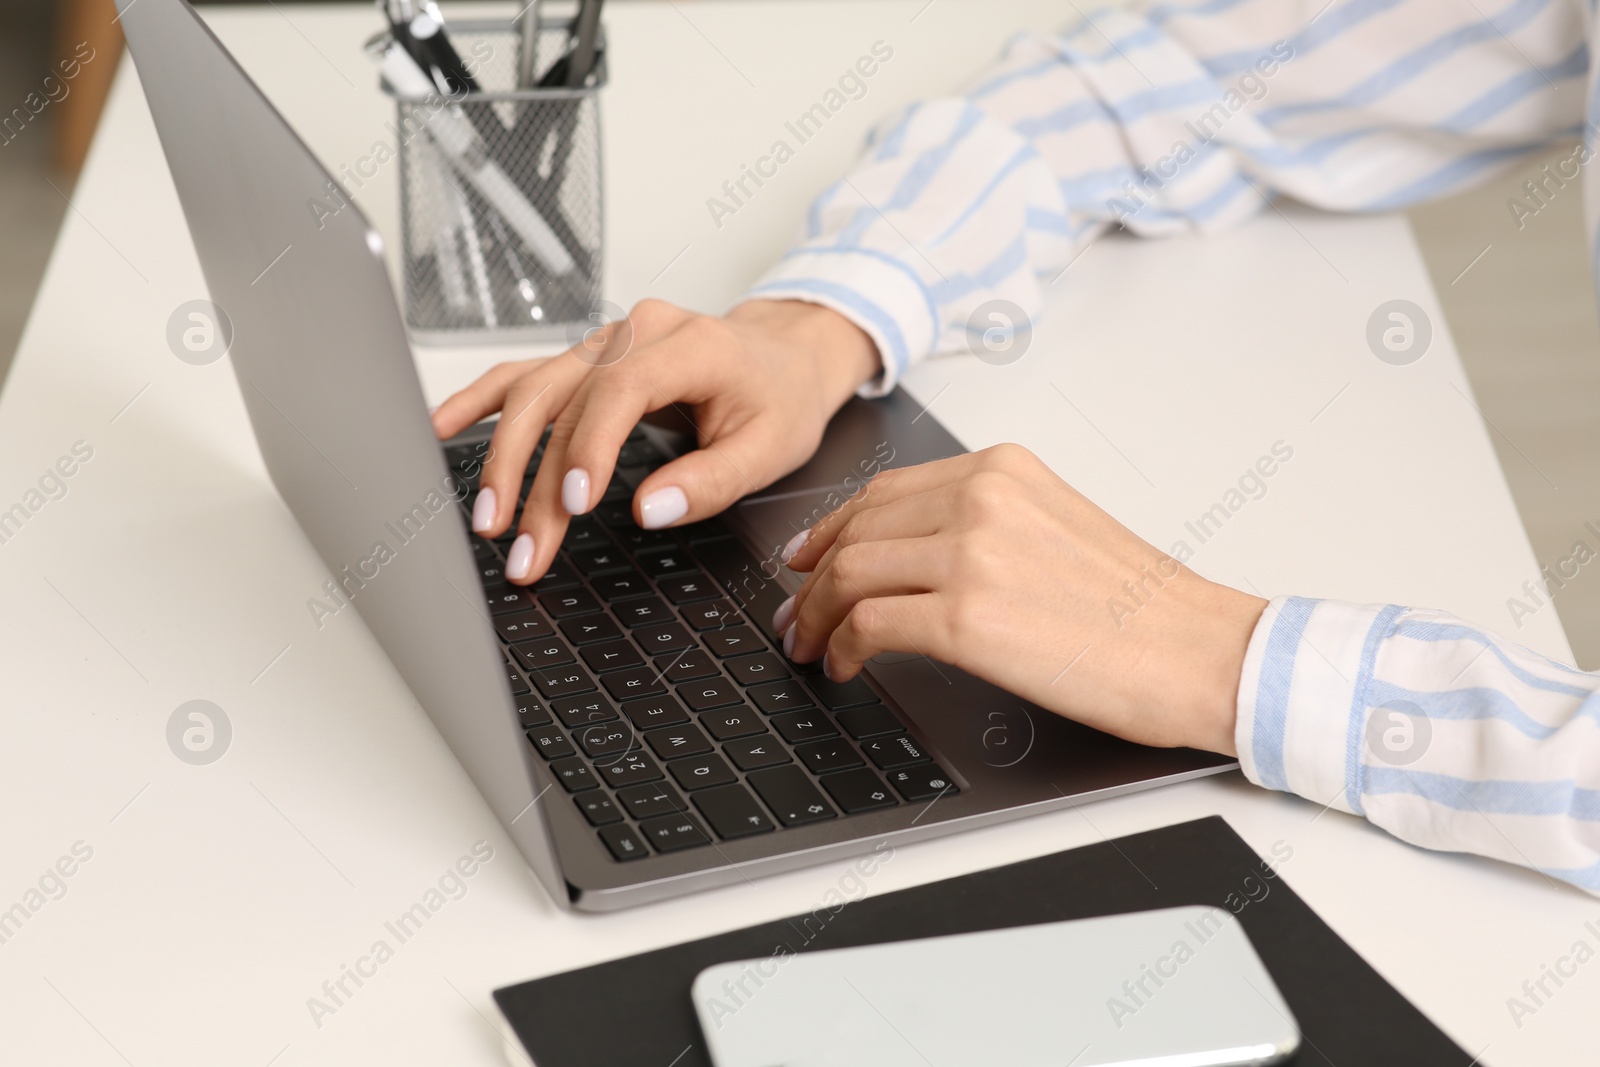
left=430, top=359, right=543, bottom=440
left=473, top=360, right=586, bottom=539
left=500, top=379, right=595, bottom=583
left=784, top=538, right=945, bottom=663
left=783, top=452, right=988, bottom=572
left=777, top=491, right=945, bottom=639
left=633, top=417, right=797, bottom=530
left=550, top=357, right=661, bottom=519
left=822, top=594, right=950, bottom=681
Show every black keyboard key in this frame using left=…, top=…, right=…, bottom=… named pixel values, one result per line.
left=700, top=705, right=766, bottom=741
left=682, top=598, right=740, bottom=631
left=748, top=765, right=837, bottom=826
left=559, top=614, right=623, bottom=646
left=562, top=518, right=608, bottom=551
left=551, top=693, right=617, bottom=728
left=532, top=560, right=581, bottom=593
left=694, top=783, right=775, bottom=839
left=655, top=648, right=718, bottom=683
left=530, top=666, right=597, bottom=699
left=748, top=679, right=816, bottom=715
left=526, top=724, right=575, bottom=760
left=576, top=792, right=622, bottom=826
left=592, top=569, right=652, bottom=601
left=616, top=596, right=674, bottom=628
left=513, top=693, right=553, bottom=727
left=503, top=659, right=531, bottom=695
left=658, top=571, right=718, bottom=604
left=497, top=609, right=555, bottom=643
left=575, top=721, right=634, bottom=759
left=622, top=694, right=690, bottom=730
left=644, top=723, right=713, bottom=760
left=540, top=588, right=601, bottom=619
left=807, top=674, right=878, bottom=710
left=770, top=711, right=839, bottom=745
left=862, top=734, right=931, bottom=771
left=597, top=750, right=665, bottom=788
left=477, top=559, right=507, bottom=586
left=614, top=527, right=675, bottom=554
left=726, top=652, right=789, bottom=687
left=616, top=781, right=688, bottom=819
left=637, top=549, right=696, bottom=579
left=723, top=733, right=790, bottom=771
left=598, top=823, right=649, bottom=860
left=639, top=812, right=712, bottom=853
left=549, top=757, right=598, bottom=792
left=677, top=678, right=743, bottom=712
left=580, top=638, right=644, bottom=674
left=486, top=586, right=536, bottom=616
left=887, top=764, right=959, bottom=801
left=820, top=768, right=898, bottom=813
left=633, top=622, right=695, bottom=654
left=677, top=517, right=733, bottom=544
left=469, top=537, right=499, bottom=563
left=667, top=752, right=737, bottom=791
left=704, top=626, right=763, bottom=659
left=835, top=704, right=905, bottom=739
left=617, top=436, right=665, bottom=468
left=595, top=502, right=637, bottom=528
left=511, top=637, right=575, bottom=671
left=570, top=546, right=630, bottom=575
left=795, top=738, right=863, bottom=775
left=602, top=666, right=666, bottom=701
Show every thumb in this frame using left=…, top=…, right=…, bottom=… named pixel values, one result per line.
left=633, top=418, right=799, bottom=529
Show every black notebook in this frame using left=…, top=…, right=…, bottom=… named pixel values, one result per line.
left=494, top=816, right=1470, bottom=1066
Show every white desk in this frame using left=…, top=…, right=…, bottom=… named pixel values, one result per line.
left=0, top=3, right=1587, bottom=1065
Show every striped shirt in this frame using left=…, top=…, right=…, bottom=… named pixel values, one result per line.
left=745, top=0, right=1600, bottom=889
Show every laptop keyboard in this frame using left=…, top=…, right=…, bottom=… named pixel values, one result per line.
left=445, top=428, right=959, bottom=862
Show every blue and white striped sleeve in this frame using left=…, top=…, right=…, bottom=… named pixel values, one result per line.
left=1236, top=597, right=1600, bottom=891
left=744, top=0, right=1588, bottom=395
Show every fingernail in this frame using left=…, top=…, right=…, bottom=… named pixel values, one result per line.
left=471, top=487, right=497, bottom=533
left=772, top=595, right=796, bottom=634
left=822, top=652, right=835, bottom=681
left=562, top=468, right=591, bottom=515
left=505, top=533, right=535, bottom=581
left=783, top=625, right=797, bottom=660
left=780, top=529, right=809, bottom=565
left=639, top=486, right=688, bottom=529
left=428, top=403, right=440, bottom=415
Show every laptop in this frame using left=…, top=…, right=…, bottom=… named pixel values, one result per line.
left=117, top=0, right=1234, bottom=911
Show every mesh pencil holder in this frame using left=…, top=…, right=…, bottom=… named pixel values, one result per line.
left=379, top=17, right=606, bottom=344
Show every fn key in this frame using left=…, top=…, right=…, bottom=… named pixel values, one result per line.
left=747, top=765, right=836, bottom=827
left=598, top=824, right=648, bottom=861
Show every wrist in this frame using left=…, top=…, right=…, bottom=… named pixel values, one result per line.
left=1179, top=583, right=1267, bottom=756
left=730, top=298, right=882, bottom=407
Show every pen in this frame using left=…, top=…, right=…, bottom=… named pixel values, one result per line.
left=516, top=0, right=542, bottom=89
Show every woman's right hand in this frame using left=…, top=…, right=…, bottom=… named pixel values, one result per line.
left=430, top=298, right=881, bottom=584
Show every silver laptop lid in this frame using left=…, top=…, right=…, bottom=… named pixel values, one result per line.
left=116, top=0, right=567, bottom=903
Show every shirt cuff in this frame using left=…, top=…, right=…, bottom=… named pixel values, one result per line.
left=1234, top=596, right=1406, bottom=817
left=740, top=247, right=939, bottom=398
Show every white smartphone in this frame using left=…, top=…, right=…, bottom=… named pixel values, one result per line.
left=691, top=906, right=1300, bottom=1067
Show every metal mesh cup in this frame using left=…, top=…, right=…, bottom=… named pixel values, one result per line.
left=382, top=17, right=605, bottom=344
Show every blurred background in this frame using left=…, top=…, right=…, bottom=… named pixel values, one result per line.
left=4, top=0, right=1598, bottom=665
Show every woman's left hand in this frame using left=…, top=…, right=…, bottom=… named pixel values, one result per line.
left=776, top=444, right=1266, bottom=755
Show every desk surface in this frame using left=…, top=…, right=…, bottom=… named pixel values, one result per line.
left=0, top=3, right=1586, bottom=1066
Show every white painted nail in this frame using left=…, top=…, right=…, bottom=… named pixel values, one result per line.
left=562, top=468, right=591, bottom=515
left=505, top=533, right=535, bottom=581
left=471, top=487, right=497, bottom=533
left=772, top=595, right=796, bottom=635
left=783, top=625, right=797, bottom=660
left=639, top=486, right=688, bottom=529
left=780, top=528, right=810, bottom=565
left=822, top=652, right=835, bottom=681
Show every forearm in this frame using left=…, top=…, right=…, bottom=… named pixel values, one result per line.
left=1236, top=597, right=1600, bottom=892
